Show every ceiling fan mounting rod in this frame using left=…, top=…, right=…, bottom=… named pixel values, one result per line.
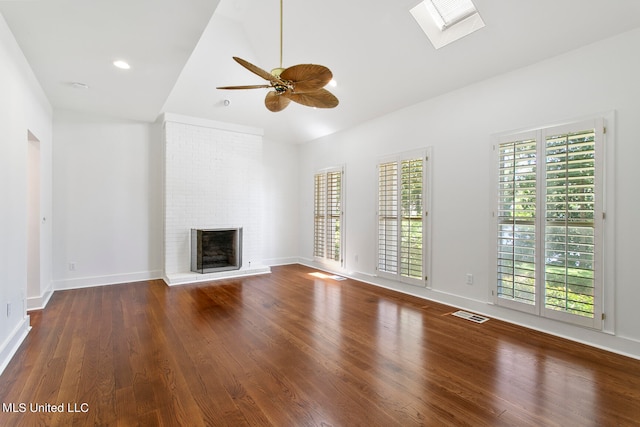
left=279, top=0, right=283, bottom=69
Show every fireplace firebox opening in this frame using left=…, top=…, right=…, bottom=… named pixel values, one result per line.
left=191, top=228, right=243, bottom=273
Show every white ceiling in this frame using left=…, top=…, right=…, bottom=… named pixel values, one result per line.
left=2, top=0, right=640, bottom=143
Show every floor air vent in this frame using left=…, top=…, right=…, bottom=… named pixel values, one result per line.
left=451, top=310, right=489, bottom=324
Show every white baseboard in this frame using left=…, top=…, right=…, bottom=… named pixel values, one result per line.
left=263, top=257, right=300, bottom=266
left=0, top=316, right=31, bottom=376
left=53, top=270, right=163, bottom=291
left=27, top=288, right=53, bottom=311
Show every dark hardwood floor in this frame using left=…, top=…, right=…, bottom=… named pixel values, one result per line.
left=1, top=264, right=639, bottom=426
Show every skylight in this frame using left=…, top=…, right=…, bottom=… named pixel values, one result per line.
left=428, top=0, right=477, bottom=30
left=410, top=0, right=485, bottom=49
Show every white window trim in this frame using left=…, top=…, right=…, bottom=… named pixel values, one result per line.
left=376, top=148, right=432, bottom=287
left=489, top=113, right=615, bottom=331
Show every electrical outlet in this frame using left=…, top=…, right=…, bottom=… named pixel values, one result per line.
left=465, top=273, right=473, bottom=285
left=7, top=302, right=11, bottom=317
left=69, top=262, right=76, bottom=271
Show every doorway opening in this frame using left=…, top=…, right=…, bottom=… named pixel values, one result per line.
left=27, top=131, right=40, bottom=302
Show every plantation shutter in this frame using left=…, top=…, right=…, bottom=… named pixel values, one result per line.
left=313, top=173, right=326, bottom=258
left=378, top=153, right=428, bottom=285
left=400, top=158, right=424, bottom=279
left=326, top=171, right=342, bottom=262
left=496, top=136, right=537, bottom=312
left=314, top=168, right=343, bottom=265
left=378, top=161, right=399, bottom=274
left=543, top=128, right=597, bottom=320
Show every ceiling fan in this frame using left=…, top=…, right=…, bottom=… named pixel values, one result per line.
left=216, top=0, right=339, bottom=112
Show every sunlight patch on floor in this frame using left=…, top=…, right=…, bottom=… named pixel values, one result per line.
left=309, top=272, right=347, bottom=281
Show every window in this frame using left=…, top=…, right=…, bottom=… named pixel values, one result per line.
left=314, top=168, right=343, bottom=265
left=493, top=118, right=606, bottom=329
left=377, top=151, right=430, bottom=285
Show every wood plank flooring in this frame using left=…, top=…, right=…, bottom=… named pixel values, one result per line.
left=1, top=264, right=639, bottom=426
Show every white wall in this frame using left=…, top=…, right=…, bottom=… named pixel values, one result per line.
left=298, top=28, right=640, bottom=358
left=262, top=138, right=300, bottom=265
left=0, top=14, right=53, bottom=373
left=52, top=110, right=163, bottom=289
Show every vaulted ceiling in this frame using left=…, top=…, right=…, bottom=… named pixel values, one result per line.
left=2, top=0, right=640, bottom=143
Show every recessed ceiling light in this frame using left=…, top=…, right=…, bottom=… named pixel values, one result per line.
left=113, top=60, right=131, bottom=70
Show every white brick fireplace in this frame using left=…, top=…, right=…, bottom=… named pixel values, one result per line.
left=161, top=113, right=270, bottom=285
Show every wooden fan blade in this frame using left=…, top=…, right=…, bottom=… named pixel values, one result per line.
left=217, top=84, right=272, bottom=90
left=233, top=57, right=279, bottom=83
left=265, top=91, right=291, bottom=112
left=280, top=64, right=333, bottom=93
left=287, top=88, right=339, bottom=109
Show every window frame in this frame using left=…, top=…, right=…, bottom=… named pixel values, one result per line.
left=490, top=117, right=611, bottom=330
left=376, top=149, right=432, bottom=287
